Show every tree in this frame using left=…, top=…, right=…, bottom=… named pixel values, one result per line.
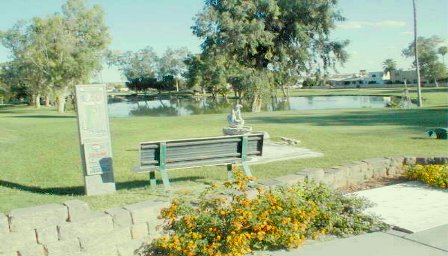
left=184, top=53, right=230, bottom=98
left=403, top=36, right=447, bottom=87
left=192, top=0, right=348, bottom=111
left=0, top=62, right=16, bottom=103
left=438, top=46, right=447, bottom=66
left=382, top=59, right=397, bottom=74
left=0, top=22, right=49, bottom=107
left=109, top=47, right=190, bottom=94
left=184, top=54, right=205, bottom=93
left=0, top=0, right=110, bottom=112
left=158, top=48, right=190, bottom=92
left=108, top=47, right=159, bottom=93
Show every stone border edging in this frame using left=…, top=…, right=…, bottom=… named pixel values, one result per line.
left=263, top=156, right=447, bottom=190
left=0, top=156, right=446, bottom=255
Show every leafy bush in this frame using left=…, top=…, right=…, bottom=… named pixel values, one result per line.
left=405, top=164, right=448, bottom=188
left=141, top=169, right=388, bottom=256
left=296, top=181, right=388, bottom=237
left=302, top=78, right=318, bottom=87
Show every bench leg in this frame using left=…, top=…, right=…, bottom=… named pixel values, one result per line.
left=242, top=162, right=254, bottom=183
left=160, top=168, right=171, bottom=190
left=149, top=171, right=157, bottom=187
left=227, top=164, right=233, bottom=181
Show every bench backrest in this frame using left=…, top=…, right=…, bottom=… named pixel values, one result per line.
left=139, top=133, right=264, bottom=171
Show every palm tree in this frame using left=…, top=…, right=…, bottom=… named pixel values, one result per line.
left=382, top=59, right=397, bottom=75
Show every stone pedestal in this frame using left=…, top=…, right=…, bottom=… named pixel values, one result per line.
left=223, top=126, right=253, bottom=135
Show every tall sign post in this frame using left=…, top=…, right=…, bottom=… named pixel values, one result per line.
left=75, top=84, right=116, bottom=195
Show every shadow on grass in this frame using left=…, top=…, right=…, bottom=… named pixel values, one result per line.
left=0, top=180, right=85, bottom=195
left=0, top=109, right=26, bottom=114
left=409, top=87, right=448, bottom=93
left=248, top=107, right=448, bottom=129
left=0, top=176, right=204, bottom=196
left=0, top=105, right=31, bottom=113
left=11, top=115, right=75, bottom=119
left=115, top=176, right=204, bottom=190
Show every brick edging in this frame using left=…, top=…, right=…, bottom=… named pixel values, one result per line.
left=1, top=156, right=446, bottom=255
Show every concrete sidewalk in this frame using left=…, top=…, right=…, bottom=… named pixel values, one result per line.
left=260, top=225, right=447, bottom=256
left=249, top=142, right=323, bottom=164
left=352, top=181, right=448, bottom=233
left=255, top=181, right=448, bottom=256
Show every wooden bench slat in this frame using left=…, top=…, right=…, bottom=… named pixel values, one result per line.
left=166, top=152, right=241, bottom=163
left=141, top=144, right=159, bottom=149
left=167, top=138, right=241, bottom=147
left=166, top=157, right=242, bottom=169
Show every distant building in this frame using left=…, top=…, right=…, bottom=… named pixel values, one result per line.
left=328, top=70, right=391, bottom=87
left=389, top=70, right=419, bottom=84
left=366, top=71, right=390, bottom=84
left=328, top=72, right=366, bottom=86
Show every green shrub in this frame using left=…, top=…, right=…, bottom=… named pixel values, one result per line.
left=296, top=181, right=388, bottom=237
left=141, top=169, right=388, bottom=256
left=405, top=164, right=448, bottom=188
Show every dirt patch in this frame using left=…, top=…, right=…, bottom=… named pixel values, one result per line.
left=339, top=175, right=409, bottom=193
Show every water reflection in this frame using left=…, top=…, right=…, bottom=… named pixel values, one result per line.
left=108, top=95, right=394, bottom=117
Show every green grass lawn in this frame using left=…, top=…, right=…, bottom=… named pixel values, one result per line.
left=0, top=88, right=447, bottom=212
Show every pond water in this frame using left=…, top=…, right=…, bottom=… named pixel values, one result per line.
left=108, top=95, right=393, bottom=117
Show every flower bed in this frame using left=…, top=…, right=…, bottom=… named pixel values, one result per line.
left=141, top=169, right=388, bottom=256
left=405, top=164, right=448, bottom=189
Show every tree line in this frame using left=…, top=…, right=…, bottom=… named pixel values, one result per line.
left=0, top=0, right=110, bottom=111
left=106, top=47, right=190, bottom=94
left=382, top=36, right=447, bottom=86
left=0, top=0, right=350, bottom=112
left=2, top=0, right=445, bottom=113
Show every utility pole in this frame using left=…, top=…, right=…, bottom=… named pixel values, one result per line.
left=413, top=0, right=423, bottom=107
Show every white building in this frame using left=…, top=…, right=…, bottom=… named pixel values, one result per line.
left=328, top=70, right=390, bottom=87
left=366, top=71, right=390, bottom=84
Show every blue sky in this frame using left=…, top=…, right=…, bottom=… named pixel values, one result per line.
left=0, top=0, right=447, bottom=82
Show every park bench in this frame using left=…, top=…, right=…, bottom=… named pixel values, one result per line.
left=131, top=133, right=264, bottom=189
left=427, top=128, right=448, bottom=140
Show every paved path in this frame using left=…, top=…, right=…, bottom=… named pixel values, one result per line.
left=254, top=181, right=448, bottom=256
left=258, top=226, right=448, bottom=256
left=352, top=181, right=448, bottom=233
left=249, top=142, right=323, bottom=164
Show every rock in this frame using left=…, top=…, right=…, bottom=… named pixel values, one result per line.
left=280, top=137, right=300, bottom=145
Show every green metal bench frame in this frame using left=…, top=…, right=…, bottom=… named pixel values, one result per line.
left=132, top=133, right=264, bottom=189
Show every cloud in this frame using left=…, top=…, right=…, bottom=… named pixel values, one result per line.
left=338, top=20, right=407, bottom=30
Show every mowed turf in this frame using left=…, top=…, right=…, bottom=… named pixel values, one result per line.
left=0, top=88, right=447, bottom=212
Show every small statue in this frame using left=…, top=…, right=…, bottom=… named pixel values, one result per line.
left=227, top=104, right=244, bottom=128
left=223, top=104, right=252, bottom=135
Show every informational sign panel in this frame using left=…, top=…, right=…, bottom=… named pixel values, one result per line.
left=75, top=84, right=116, bottom=195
